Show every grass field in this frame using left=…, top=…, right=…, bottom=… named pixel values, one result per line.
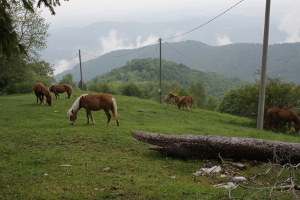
left=0, top=90, right=299, bottom=199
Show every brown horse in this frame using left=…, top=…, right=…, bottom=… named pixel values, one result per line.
left=267, top=107, right=300, bottom=133
left=165, top=93, right=180, bottom=105
left=49, top=84, right=73, bottom=99
left=67, top=94, right=119, bottom=126
left=33, top=82, right=52, bottom=106
left=178, top=96, right=194, bottom=110
left=166, top=93, right=194, bottom=110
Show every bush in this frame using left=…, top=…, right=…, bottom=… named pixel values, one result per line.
left=218, top=78, right=300, bottom=120
left=88, top=82, right=116, bottom=94
left=121, top=83, right=142, bottom=97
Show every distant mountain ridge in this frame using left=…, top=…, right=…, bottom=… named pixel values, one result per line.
left=55, top=41, right=300, bottom=85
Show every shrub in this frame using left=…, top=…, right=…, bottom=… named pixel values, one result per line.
left=121, top=83, right=142, bottom=97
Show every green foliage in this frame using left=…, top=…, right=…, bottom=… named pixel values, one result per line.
left=0, top=57, right=55, bottom=94
left=77, top=80, right=87, bottom=90
left=90, top=58, right=246, bottom=99
left=59, top=73, right=77, bottom=88
left=0, top=0, right=60, bottom=57
left=218, top=78, right=300, bottom=122
left=8, top=2, right=50, bottom=61
left=188, top=82, right=206, bottom=108
left=121, top=83, right=142, bottom=97
left=88, top=82, right=116, bottom=94
left=204, top=96, right=219, bottom=111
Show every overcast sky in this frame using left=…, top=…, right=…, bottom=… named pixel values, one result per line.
left=40, top=0, right=300, bottom=74
left=41, top=0, right=297, bottom=26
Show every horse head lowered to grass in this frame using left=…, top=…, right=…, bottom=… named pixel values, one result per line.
left=33, top=82, right=52, bottom=106
left=67, top=94, right=119, bottom=126
left=267, top=106, right=300, bottom=133
left=165, top=93, right=194, bottom=110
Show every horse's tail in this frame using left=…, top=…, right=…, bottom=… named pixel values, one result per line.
left=112, top=98, right=120, bottom=126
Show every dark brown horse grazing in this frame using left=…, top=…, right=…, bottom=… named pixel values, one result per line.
left=267, top=107, right=300, bottom=133
left=33, top=82, right=52, bottom=106
left=49, top=84, right=73, bottom=99
left=67, top=94, right=119, bottom=126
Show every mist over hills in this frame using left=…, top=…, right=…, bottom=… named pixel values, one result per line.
left=42, top=16, right=287, bottom=72
left=54, top=40, right=300, bottom=85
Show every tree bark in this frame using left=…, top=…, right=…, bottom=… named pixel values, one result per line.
left=132, top=131, right=300, bottom=164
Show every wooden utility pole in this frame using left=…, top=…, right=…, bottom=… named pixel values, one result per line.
left=78, top=49, right=83, bottom=90
left=159, top=38, right=162, bottom=103
left=257, top=0, right=271, bottom=130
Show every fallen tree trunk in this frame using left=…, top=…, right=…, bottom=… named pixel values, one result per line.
left=132, top=131, right=300, bottom=164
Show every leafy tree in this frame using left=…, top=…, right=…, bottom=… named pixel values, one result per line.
left=0, top=0, right=63, bottom=57
left=77, top=80, right=87, bottom=90
left=204, top=96, right=219, bottom=111
left=121, top=83, right=142, bottom=97
left=8, top=1, right=50, bottom=61
left=0, top=58, right=54, bottom=93
left=218, top=78, right=300, bottom=121
left=189, top=82, right=206, bottom=108
left=59, top=74, right=77, bottom=88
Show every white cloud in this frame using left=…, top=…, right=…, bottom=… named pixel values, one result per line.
left=278, top=1, right=300, bottom=43
left=98, top=29, right=158, bottom=55
left=53, top=30, right=159, bottom=74
left=53, top=57, right=78, bottom=75
left=216, top=34, right=233, bottom=46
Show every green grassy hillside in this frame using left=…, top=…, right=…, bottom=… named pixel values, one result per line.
left=0, top=91, right=299, bottom=199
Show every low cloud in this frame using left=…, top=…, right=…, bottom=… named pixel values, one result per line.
left=53, top=57, right=78, bottom=75
left=53, top=30, right=159, bottom=75
left=278, top=2, right=300, bottom=43
left=216, top=34, right=233, bottom=46
left=99, top=29, right=159, bottom=55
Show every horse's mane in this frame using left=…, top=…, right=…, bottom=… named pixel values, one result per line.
left=67, top=94, right=88, bottom=115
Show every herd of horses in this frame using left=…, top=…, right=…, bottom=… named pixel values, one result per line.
left=33, top=82, right=300, bottom=133
left=33, top=82, right=119, bottom=126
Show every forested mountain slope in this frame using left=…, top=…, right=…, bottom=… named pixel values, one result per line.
left=55, top=41, right=300, bottom=85
left=90, top=58, right=246, bottom=98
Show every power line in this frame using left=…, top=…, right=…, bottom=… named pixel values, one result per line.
left=164, top=0, right=245, bottom=40
left=163, top=40, right=203, bottom=68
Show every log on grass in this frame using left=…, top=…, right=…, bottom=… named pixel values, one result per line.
left=132, top=131, right=300, bottom=164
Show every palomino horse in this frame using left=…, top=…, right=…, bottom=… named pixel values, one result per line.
left=49, top=84, right=73, bottom=99
left=67, top=94, right=120, bottom=126
left=33, top=82, right=52, bottom=106
left=165, top=93, right=194, bottom=110
left=267, top=106, right=300, bottom=133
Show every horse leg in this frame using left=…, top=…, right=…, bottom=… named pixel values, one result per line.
left=86, top=110, right=95, bottom=125
left=40, top=95, right=44, bottom=105
left=104, top=109, right=111, bottom=126
left=89, top=112, right=96, bottom=125
left=110, top=107, right=120, bottom=126
left=85, top=110, right=90, bottom=124
left=67, top=90, right=71, bottom=98
left=288, top=121, right=291, bottom=130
